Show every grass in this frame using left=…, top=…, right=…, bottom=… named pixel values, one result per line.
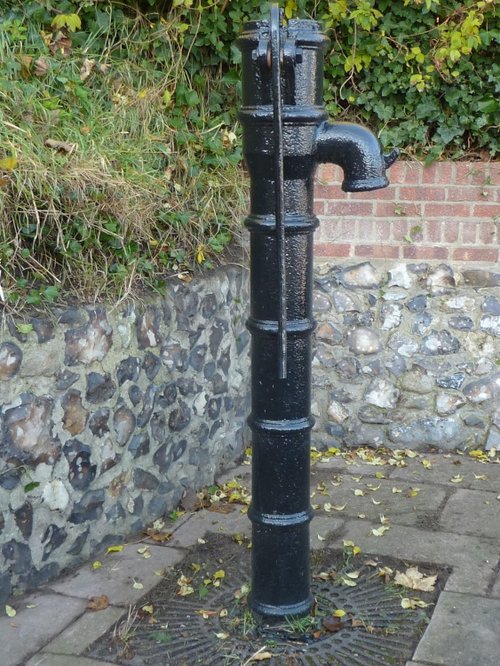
left=0, top=5, right=246, bottom=311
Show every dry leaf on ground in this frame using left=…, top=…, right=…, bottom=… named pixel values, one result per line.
left=44, top=138, right=77, bottom=154
left=87, top=595, right=109, bottom=611
left=394, top=566, right=437, bottom=592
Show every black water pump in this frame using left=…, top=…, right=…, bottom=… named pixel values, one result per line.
left=237, top=6, right=397, bottom=618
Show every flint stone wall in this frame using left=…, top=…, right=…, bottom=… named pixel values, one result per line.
left=0, top=267, right=250, bottom=603
left=311, top=261, right=500, bottom=453
left=1, top=259, right=499, bottom=602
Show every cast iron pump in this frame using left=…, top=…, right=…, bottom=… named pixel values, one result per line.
left=237, top=6, right=398, bottom=618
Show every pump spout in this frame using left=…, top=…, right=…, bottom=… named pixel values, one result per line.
left=315, top=121, right=398, bottom=192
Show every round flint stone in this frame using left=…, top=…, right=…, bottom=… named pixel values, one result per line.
left=340, top=262, right=382, bottom=289
left=364, top=378, right=399, bottom=409
left=128, top=433, right=150, bottom=459
left=114, top=406, right=136, bottom=446
left=347, top=327, right=381, bottom=355
left=422, top=330, right=460, bottom=355
left=426, top=264, right=456, bottom=295
left=436, top=373, right=465, bottom=390
left=86, top=372, right=116, bottom=403
left=388, top=417, right=466, bottom=451
left=483, top=296, right=500, bottom=316
left=89, top=408, right=110, bottom=437
left=449, top=316, right=474, bottom=331
left=0, top=341, right=22, bottom=379
left=480, top=315, right=500, bottom=337
left=406, top=295, right=427, bottom=313
left=388, top=263, right=412, bottom=289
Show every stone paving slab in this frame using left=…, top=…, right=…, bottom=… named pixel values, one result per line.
left=312, top=472, right=447, bottom=528
left=312, top=458, right=399, bottom=478
left=328, top=519, right=499, bottom=594
left=440, top=487, right=500, bottom=537
left=0, top=593, right=86, bottom=666
left=47, top=543, right=184, bottom=606
left=310, top=516, right=344, bottom=549
left=490, top=572, right=500, bottom=598
left=168, top=505, right=250, bottom=549
left=26, top=655, right=112, bottom=666
left=41, top=605, right=125, bottom=656
left=390, top=454, right=500, bottom=492
left=413, top=592, right=500, bottom=666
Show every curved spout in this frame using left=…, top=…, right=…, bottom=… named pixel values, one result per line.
left=315, top=121, right=398, bottom=192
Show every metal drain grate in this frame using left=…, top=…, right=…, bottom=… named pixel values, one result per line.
left=88, top=535, right=442, bottom=666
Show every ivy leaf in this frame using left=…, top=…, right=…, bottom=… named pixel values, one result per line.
left=51, top=14, right=82, bottom=32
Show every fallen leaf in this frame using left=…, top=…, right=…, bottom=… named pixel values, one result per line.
left=421, top=459, right=432, bottom=469
left=332, top=504, right=346, bottom=511
left=371, top=526, right=390, bottom=537
left=207, top=503, right=235, bottom=514
left=333, top=609, right=346, bottom=617
left=213, top=569, right=225, bottom=580
left=375, top=471, right=386, bottom=479
left=401, top=597, right=431, bottom=609
left=344, top=570, right=360, bottom=579
left=394, top=567, right=437, bottom=592
left=197, top=538, right=206, bottom=544
left=91, top=560, right=102, bottom=570
left=474, top=474, right=487, bottom=480
left=87, top=595, right=109, bottom=611
left=407, top=487, right=421, bottom=497
left=145, top=528, right=171, bottom=543
left=249, top=650, right=274, bottom=661
left=317, top=534, right=325, bottom=541
left=354, top=489, right=364, bottom=496
left=450, top=474, right=464, bottom=484
left=142, top=604, right=154, bottom=614
left=34, top=57, right=49, bottom=77
left=378, top=566, right=393, bottom=581
left=133, top=580, right=144, bottom=590
left=5, top=605, right=16, bottom=618
left=80, top=58, right=95, bottom=81
left=340, top=576, right=357, bottom=587
left=215, top=632, right=229, bottom=639
left=44, top=138, right=77, bottom=154
left=323, top=616, right=345, bottom=632
left=392, top=487, right=402, bottom=494
left=196, top=609, right=218, bottom=619
left=371, top=498, right=381, bottom=505
left=107, top=545, right=123, bottom=554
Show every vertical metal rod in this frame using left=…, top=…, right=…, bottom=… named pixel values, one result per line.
left=270, top=5, right=287, bottom=380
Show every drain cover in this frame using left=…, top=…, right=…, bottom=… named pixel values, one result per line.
left=88, top=535, right=443, bottom=665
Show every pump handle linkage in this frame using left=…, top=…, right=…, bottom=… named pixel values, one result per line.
left=270, top=4, right=287, bottom=380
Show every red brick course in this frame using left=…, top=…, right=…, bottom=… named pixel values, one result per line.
left=314, top=161, right=499, bottom=263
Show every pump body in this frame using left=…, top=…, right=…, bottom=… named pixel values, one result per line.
left=237, top=15, right=396, bottom=618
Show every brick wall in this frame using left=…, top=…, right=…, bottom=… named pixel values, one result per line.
left=314, top=161, right=499, bottom=263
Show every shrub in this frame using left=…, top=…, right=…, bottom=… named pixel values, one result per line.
left=0, top=1, right=497, bottom=308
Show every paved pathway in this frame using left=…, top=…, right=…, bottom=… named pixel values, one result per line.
left=2, top=452, right=500, bottom=665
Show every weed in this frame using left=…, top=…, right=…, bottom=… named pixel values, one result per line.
left=0, top=3, right=245, bottom=310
